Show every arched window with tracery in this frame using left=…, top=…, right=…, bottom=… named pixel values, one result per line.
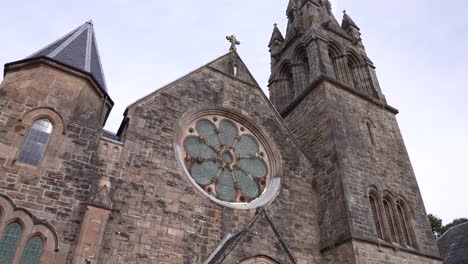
left=396, top=200, right=415, bottom=248
left=20, top=236, right=44, bottom=264
left=286, top=68, right=295, bottom=100
left=328, top=46, right=340, bottom=81
left=347, top=55, right=360, bottom=89
left=0, top=222, right=23, bottom=263
left=18, top=118, right=53, bottom=166
left=383, top=197, right=398, bottom=243
left=369, top=193, right=384, bottom=240
left=303, top=55, right=310, bottom=85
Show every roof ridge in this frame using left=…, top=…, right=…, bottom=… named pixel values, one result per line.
left=22, top=20, right=109, bottom=93
left=27, top=23, right=84, bottom=58
left=437, top=221, right=468, bottom=241
left=48, top=24, right=88, bottom=58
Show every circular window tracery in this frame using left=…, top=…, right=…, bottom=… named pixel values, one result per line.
left=180, top=116, right=271, bottom=204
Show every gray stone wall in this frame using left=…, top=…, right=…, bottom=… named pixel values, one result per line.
left=325, top=83, right=438, bottom=255
left=284, top=79, right=441, bottom=263
left=353, top=241, right=442, bottom=264
left=0, top=64, right=108, bottom=262
left=97, top=62, right=322, bottom=263
left=284, top=82, right=352, bottom=253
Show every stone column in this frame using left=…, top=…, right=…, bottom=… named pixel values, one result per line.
left=73, top=178, right=112, bottom=264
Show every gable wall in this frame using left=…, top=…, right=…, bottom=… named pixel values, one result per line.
left=98, top=67, right=321, bottom=263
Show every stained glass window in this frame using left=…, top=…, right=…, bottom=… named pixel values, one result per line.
left=0, top=222, right=23, bottom=264
left=18, top=118, right=53, bottom=166
left=182, top=116, right=270, bottom=203
left=20, top=236, right=44, bottom=264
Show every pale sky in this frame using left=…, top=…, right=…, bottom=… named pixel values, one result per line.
left=0, top=0, right=466, bottom=224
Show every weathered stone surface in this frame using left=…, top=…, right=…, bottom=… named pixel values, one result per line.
left=0, top=62, right=110, bottom=262
left=96, top=53, right=320, bottom=263
left=0, top=1, right=443, bottom=263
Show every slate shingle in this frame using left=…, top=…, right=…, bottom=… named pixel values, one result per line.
left=437, top=222, right=468, bottom=264
left=27, top=21, right=108, bottom=93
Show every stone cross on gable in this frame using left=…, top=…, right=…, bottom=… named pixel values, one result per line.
left=226, top=35, right=240, bottom=51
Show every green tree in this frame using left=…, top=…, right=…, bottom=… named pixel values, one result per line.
left=428, top=214, right=468, bottom=238
left=441, top=218, right=468, bottom=235
left=428, top=214, right=443, bottom=238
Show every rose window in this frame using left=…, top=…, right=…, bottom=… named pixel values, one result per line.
left=181, top=116, right=270, bottom=203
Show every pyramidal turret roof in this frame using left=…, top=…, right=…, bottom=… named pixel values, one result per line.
left=27, top=21, right=108, bottom=92
left=268, top=24, right=285, bottom=47
left=342, top=11, right=360, bottom=30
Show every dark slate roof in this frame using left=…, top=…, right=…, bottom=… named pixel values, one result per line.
left=437, top=222, right=468, bottom=264
left=205, top=232, right=244, bottom=264
left=102, top=129, right=121, bottom=142
left=27, top=21, right=108, bottom=92
left=268, top=25, right=285, bottom=47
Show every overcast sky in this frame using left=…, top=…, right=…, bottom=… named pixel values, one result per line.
left=0, top=0, right=466, bottom=224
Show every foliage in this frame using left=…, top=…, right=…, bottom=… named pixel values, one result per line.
left=428, top=214, right=443, bottom=238
left=428, top=214, right=468, bottom=238
left=442, top=218, right=468, bottom=234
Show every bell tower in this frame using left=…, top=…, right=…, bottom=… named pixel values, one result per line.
left=269, top=1, right=442, bottom=263
left=269, top=0, right=385, bottom=113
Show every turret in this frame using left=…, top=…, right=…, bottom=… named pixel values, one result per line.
left=341, top=10, right=362, bottom=41
left=268, top=0, right=388, bottom=114
left=269, top=1, right=442, bottom=263
left=268, top=24, right=285, bottom=70
left=4, top=21, right=113, bottom=127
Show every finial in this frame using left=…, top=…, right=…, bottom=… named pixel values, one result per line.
left=343, top=10, right=347, bottom=15
left=274, top=23, right=278, bottom=27
left=226, top=35, right=240, bottom=51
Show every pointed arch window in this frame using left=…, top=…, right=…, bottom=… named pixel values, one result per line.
left=20, top=236, right=44, bottom=264
left=369, top=194, right=384, bottom=240
left=233, top=65, right=239, bottom=77
left=383, top=198, right=398, bottom=243
left=303, top=55, right=310, bottom=84
left=328, top=47, right=341, bottom=82
left=347, top=56, right=360, bottom=89
left=18, top=118, right=53, bottom=166
left=227, top=61, right=239, bottom=77
left=328, top=49, right=336, bottom=76
left=286, top=69, right=295, bottom=99
left=0, top=222, right=23, bottom=264
left=366, top=121, right=376, bottom=146
left=396, top=201, right=415, bottom=248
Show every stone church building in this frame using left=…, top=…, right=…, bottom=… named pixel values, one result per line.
left=0, top=0, right=443, bottom=263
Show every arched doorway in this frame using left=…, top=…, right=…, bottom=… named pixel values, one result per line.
left=239, top=256, right=279, bottom=264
